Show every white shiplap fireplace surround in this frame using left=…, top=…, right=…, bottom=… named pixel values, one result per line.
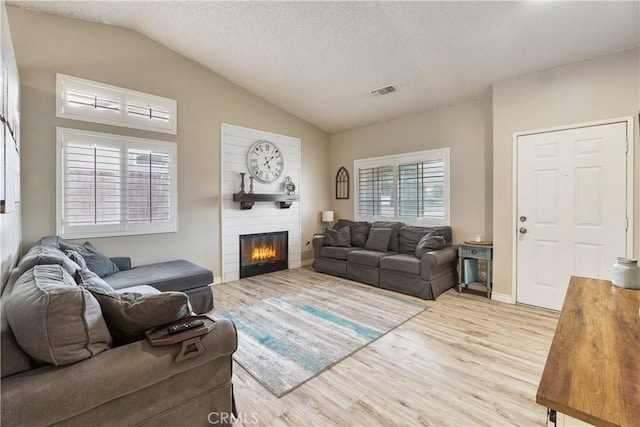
left=220, top=124, right=301, bottom=283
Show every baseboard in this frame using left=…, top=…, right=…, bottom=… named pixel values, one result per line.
left=301, top=259, right=313, bottom=267
left=491, top=292, right=515, bottom=304
left=212, top=276, right=223, bottom=285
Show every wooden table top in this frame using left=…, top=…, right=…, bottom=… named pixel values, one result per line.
left=536, top=276, right=640, bottom=427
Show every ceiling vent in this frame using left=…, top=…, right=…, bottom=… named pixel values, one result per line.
left=370, top=85, right=397, bottom=98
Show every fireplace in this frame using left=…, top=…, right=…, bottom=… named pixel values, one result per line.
left=239, top=231, right=288, bottom=278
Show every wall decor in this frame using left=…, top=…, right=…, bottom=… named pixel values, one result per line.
left=246, top=139, right=284, bottom=183
left=336, top=166, right=349, bottom=199
left=284, top=176, right=296, bottom=195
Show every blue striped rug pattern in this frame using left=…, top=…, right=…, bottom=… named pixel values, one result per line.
left=219, top=282, right=426, bottom=397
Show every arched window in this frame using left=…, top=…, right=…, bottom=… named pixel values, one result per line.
left=336, top=167, right=349, bottom=199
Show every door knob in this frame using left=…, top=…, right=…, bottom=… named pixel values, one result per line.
left=519, top=227, right=527, bottom=234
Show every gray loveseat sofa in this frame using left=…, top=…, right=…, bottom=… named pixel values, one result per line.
left=313, top=220, right=457, bottom=300
left=1, top=239, right=237, bottom=426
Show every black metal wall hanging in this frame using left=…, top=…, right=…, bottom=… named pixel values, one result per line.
left=336, top=166, right=349, bottom=200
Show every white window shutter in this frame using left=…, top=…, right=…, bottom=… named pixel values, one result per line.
left=57, top=128, right=177, bottom=238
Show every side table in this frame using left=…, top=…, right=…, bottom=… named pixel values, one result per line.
left=458, top=242, right=493, bottom=298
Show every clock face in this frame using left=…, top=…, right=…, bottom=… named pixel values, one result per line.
left=247, top=140, right=284, bottom=183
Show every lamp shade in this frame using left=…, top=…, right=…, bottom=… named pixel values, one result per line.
left=321, top=211, right=334, bottom=222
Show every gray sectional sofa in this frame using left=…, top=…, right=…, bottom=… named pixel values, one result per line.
left=1, top=238, right=236, bottom=426
left=40, top=235, right=215, bottom=313
left=313, top=220, right=458, bottom=299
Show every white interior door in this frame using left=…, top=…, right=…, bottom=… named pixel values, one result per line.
left=516, top=122, right=629, bottom=310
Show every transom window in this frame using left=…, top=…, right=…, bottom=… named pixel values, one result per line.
left=56, top=127, right=178, bottom=238
left=56, top=74, right=177, bottom=134
left=354, top=148, right=450, bottom=225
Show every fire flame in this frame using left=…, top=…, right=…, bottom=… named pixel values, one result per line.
left=252, top=245, right=277, bottom=261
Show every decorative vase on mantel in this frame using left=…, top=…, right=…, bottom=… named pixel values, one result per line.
left=239, top=172, right=246, bottom=194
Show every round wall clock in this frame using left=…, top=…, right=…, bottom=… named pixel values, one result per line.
left=247, top=140, right=284, bottom=183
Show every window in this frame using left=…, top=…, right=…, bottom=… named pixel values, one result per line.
left=56, top=74, right=177, bottom=134
left=57, top=128, right=177, bottom=238
left=354, top=148, right=450, bottom=225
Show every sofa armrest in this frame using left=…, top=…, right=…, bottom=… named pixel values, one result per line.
left=110, top=256, right=132, bottom=271
left=420, top=245, right=458, bottom=280
left=312, top=236, right=325, bottom=258
left=1, top=318, right=237, bottom=426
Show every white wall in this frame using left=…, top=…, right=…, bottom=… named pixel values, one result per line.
left=221, top=124, right=301, bottom=282
left=8, top=7, right=330, bottom=275
left=492, top=47, right=640, bottom=300
left=329, top=97, right=493, bottom=243
left=0, top=3, right=21, bottom=286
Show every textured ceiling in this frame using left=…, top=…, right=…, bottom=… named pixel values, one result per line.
left=9, top=1, right=640, bottom=133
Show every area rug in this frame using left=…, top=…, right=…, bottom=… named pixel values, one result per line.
left=218, top=282, right=426, bottom=396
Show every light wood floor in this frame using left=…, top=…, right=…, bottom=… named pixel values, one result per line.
left=211, top=268, right=559, bottom=427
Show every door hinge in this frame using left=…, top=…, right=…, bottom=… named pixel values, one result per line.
left=626, top=217, right=629, bottom=231
left=626, top=140, right=629, bottom=154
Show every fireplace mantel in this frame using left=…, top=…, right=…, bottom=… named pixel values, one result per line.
left=232, top=193, right=300, bottom=210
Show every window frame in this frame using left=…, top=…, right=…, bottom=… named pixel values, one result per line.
left=56, top=127, right=178, bottom=239
left=56, top=73, right=177, bottom=135
left=353, top=148, right=450, bottom=226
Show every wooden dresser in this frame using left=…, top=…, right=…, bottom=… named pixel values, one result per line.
left=537, top=276, right=640, bottom=427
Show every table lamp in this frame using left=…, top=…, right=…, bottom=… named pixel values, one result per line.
left=321, top=211, right=334, bottom=231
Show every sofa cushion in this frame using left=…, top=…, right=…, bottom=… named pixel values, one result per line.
left=415, top=232, right=447, bottom=258
left=103, top=260, right=213, bottom=293
left=347, top=250, right=388, bottom=267
left=38, top=235, right=66, bottom=248
left=60, top=242, right=120, bottom=278
left=78, top=269, right=191, bottom=344
left=398, top=226, right=433, bottom=254
left=63, top=249, right=88, bottom=269
left=319, top=246, right=359, bottom=260
left=350, top=222, right=371, bottom=248
left=427, top=226, right=453, bottom=245
left=380, top=254, right=421, bottom=275
left=371, top=221, right=403, bottom=252
left=365, top=228, right=392, bottom=252
left=16, top=245, right=81, bottom=277
left=324, top=226, right=351, bottom=247
left=1, top=294, right=33, bottom=378
left=335, top=219, right=371, bottom=248
left=5, top=265, right=112, bottom=366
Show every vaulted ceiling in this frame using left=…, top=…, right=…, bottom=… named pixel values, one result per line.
left=9, top=1, right=640, bottom=133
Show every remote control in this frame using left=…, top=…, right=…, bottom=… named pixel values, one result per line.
left=167, top=320, right=205, bottom=334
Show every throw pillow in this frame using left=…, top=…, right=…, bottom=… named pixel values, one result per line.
left=371, top=221, right=402, bottom=252
left=324, top=226, right=351, bottom=247
left=415, top=232, right=447, bottom=258
left=77, top=269, right=192, bottom=344
left=5, top=265, right=112, bottom=366
left=59, top=242, right=119, bottom=278
left=364, top=228, right=392, bottom=252
left=398, top=226, right=431, bottom=254
left=76, top=268, right=115, bottom=293
left=349, top=222, right=371, bottom=247
left=64, top=249, right=88, bottom=270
